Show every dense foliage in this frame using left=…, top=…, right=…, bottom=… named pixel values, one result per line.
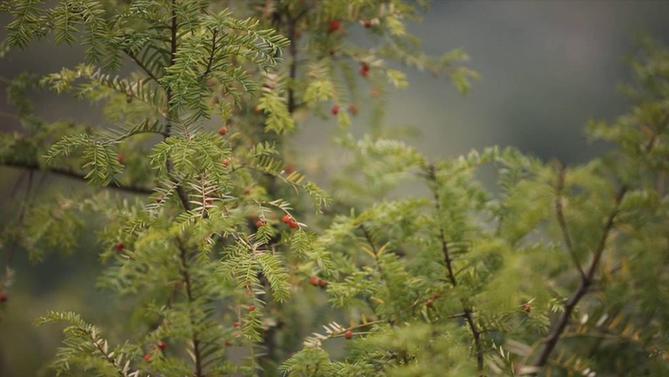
left=1, top=1, right=668, bottom=376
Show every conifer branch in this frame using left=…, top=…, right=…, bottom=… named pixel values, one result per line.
left=124, top=49, right=161, bottom=85
left=1, top=160, right=153, bottom=194
left=531, top=186, right=627, bottom=371
left=176, top=238, right=205, bottom=377
left=530, top=122, right=664, bottom=372
left=427, top=164, right=485, bottom=375
left=554, top=162, right=585, bottom=279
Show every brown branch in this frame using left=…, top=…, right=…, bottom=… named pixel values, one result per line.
left=176, top=238, right=204, bottom=377
left=199, top=29, right=219, bottom=82
left=426, top=164, right=485, bottom=375
left=554, top=162, right=585, bottom=279
left=531, top=186, right=627, bottom=370
left=124, top=49, right=162, bottom=85
left=1, top=160, right=153, bottom=194
left=530, top=121, right=664, bottom=372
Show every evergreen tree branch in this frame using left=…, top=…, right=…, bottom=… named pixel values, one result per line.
left=531, top=185, right=627, bottom=371
left=530, top=117, right=666, bottom=372
left=124, top=49, right=162, bottom=85
left=1, top=160, right=153, bottom=194
left=176, top=237, right=205, bottom=377
left=199, top=29, right=219, bottom=81
left=554, top=162, right=585, bottom=279
left=427, top=164, right=485, bottom=375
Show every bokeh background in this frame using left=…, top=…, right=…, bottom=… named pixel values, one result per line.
left=1, top=1, right=669, bottom=375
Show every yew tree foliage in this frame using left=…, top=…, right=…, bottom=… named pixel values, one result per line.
left=0, top=1, right=668, bottom=377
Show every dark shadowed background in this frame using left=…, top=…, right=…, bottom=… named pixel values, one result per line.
left=1, top=1, right=669, bottom=375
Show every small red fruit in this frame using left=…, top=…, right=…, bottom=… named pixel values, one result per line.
left=218, top=126, right=229, bottom=136
left=0, top=292, right=7, bottom=303
left=426, top=299, right=434, bottom=308
left=522, top=303, right=532, bottom=313
left=284, top=164, right=296, bottom=175
left=143, top=353, right=153, bottom=363
left=117, top=154, right=126, bottom=165
left=328, top=20, right=342, bottom=33
left=114, top=243, right=125, bottom=253
left=317, top=279, right=328, bottom=288
left=331, top=105, right=340, bottom=116
left=157, top=341, right=167, bottom=351
left=359, top=62, right=370, bottom=78
left=255, top=219, right=267, bottom=228
left=309, top=276, right=320, bottom=287
left=362, top=20, right=373, bottom=28
left=281, top=214, right=294, bottom=224
left=287, top=220, right=299, bottom=230
left=348, top=104, right=358, bottom=116
left=344, top=330, right=353, bottom=340
left=222, top=158, right=231, bottom=168
left=233, top=321, right=241, bottom=329
left=248, top=305, right=256, bottom=313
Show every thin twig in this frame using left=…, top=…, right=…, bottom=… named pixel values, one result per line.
left=554, top=162, right=585, bottom=279
left=426, top=164, right=485, bottom=375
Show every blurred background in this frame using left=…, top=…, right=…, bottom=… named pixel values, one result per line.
left=1, top=1, right=669, bottom=375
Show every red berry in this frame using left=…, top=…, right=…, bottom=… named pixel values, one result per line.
left=255, top=219, right=267, bottom=228
left=331, top=105, right=340, bottom=116
left=522, top=303, right=532, bottom=313
left=359, top=63, right=370, bottom=78
left=222, top=158, right=231, bottom=168
left=157, top=341, right=167, bottom=351
left=348, top=104, right=358, bottom=116
left=426, top=299, right=434, bottom=308
left=233, top=321, right=241, bottom=329
left=318, top=279, right=328, bottom=288
left=309, top=276, right=320, bottom=287
left=284, top=164, right=296, bottom=175
left=287, top=219, right=299, bottom=230
left=143, top=354, right=153, bottom=363
left=114, top=243, right=125, bottom=253
left=328, top=20, right=342, bottom=33
left=344, top=330, right=353, bottom=340
left=281, top=214, right=294, bottom=224
left=362, top=20, right=373, bottom=28
left=247, top=305, right=256, bottom=313
left=0, top=292, right=7, bottom=303
left=218, top=126, right=229, bottom=136
left=117, top=154, right=126, bottom=165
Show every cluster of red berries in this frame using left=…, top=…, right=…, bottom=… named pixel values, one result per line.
left=331, top=104, right=359, bottom=117
left=359, top=62, right=370, bottom=78
left=308, top=275, right=328, bottom=288
left=281, top=214, right=299, bottom=230
left=143, top=341, right=167, bottom=363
